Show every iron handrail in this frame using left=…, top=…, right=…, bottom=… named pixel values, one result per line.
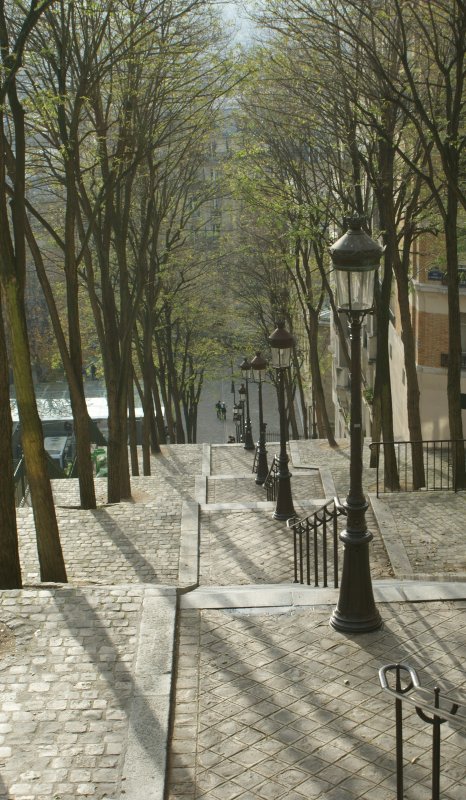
left=14, top=457, right=28, bottom=507
left=379, top=663, right=466, bottom=800
left=370, top=439, right=466, bottom=496
left=287, top=496, right=346, bottom=587
left=263, top=456, right=279, bottom=501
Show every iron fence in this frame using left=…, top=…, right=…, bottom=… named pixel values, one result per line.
left=369, top=439, right=466, bottom=496
left=379, top=663, right=466, bottom=800
left=287, top=497, right=346, bottom=587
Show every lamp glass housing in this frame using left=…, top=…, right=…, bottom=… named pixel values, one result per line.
left=270, top=346, right=292, bottom=369
left=240, top=359, right=252, bottom=380
left=336, top=266, right=376, bottom=312
left=268, top=323, right=294, bottom=370
left=251, top=352, right=267, bottom=383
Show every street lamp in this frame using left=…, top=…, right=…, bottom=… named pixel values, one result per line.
left=239, top=358, right=255, bottom=450
left=268, top=321, right=296, bottom=521
left=233, top=403, right=242, bottom=442
left=329, top=215, right=383, bottom=633
left=250, top=352, right=268, bottom=484
left=311, top=383, right=318, bottom=439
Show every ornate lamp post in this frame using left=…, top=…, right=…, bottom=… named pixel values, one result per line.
left=239, top=359, right=255, bottom=450
left=329, top=216, right=383, bottom=633
left=250, top=352, right=268, bottom=484
left=268, top=322, right=296, bottom=521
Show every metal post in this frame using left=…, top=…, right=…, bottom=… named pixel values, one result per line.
left=311, top=383, right=318, bottom=439
left=243, top=374, right=255, bottom=450
left=255, top=378, right=269, bottom=484
left=273, top=369, right=296, bottom=521
left=395, top=665, right=404, bottom=800
left=330, top=313, right=382, bottom=632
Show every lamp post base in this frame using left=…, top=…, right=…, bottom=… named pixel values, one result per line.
left=330, top=607, right=383, bottom=634
left=255, top=443, right=269, bottom=485
left=329, top=528, right=382, bottom=633
left=273, top=466, right=296, bottom=521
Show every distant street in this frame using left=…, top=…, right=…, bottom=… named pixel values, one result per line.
left=12, top=364, right=302, bottom=446
left=195, top=365, right=283, bottom=445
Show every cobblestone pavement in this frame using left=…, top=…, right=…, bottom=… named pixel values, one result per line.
left=211, top=447, right=260, bottom=476
left=0, top=585, right=143, bottom=800
left=199, top=506, right=391, bottom=587
left=373, top=492, right=466, bottom=577
left=170, top=602, right=466, bottom=800
left=6, top=439, right=466, bottom=800
left=17, top=502, right=181, bottom=586
left=206, top=475, right=323, bottom=505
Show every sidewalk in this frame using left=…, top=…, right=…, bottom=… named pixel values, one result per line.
left=3, top=441, right=466, bottom=799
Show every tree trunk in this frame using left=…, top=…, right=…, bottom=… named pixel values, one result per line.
left=371, top=149, right=400, bottom=490
left=25, top=220, right=96, bottom=508
left=4, top=282, right=67, bottom=582
left=0, top=69, right=67, bottom=583
left=127, top=375, right=140, bottom=477
left=445, top=184, right=465, bottom=489
left=0, top=297, right=22, bottom=588
left=309, top=309, right=337, bottom=446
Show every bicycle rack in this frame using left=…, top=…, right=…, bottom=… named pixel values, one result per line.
left=379, top=663, right=466, bottom=800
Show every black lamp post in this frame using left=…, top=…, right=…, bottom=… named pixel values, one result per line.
left=329, top=216, right=383, bottom=633
left=268, top=321, right=296, bottom=521
left=311, top=383, right=318, bottom=439
left=239, top=359, right=255, bottom=450
left=250, top=352, right=268, bottom=484
left=237, top=389, right=246, bottom=442
left=233, top=403, right=242, bottom=443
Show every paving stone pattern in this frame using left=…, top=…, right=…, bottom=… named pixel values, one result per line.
left=8, top=438, right=466, bottom=800
left=170, top=602, right=466, bottom=800
left=211, top=447, right=259, bottom=476
left=200, top=510, right=298, bottom=585
left=200, top=505, right=392, bottom=588
left=294, top=440, right=374, bottom=498
left=207, top=475, right=323, bottom=506
left=375, top=492, right=466, bottom=577
left=18, top=490, right=182, bottom=587
left=0, top=586, right=143, bottom=800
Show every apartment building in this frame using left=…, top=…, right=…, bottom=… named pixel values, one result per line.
left=331, top=232, right=466, bottom=441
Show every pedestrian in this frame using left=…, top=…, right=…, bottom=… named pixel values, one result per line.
left=221, top=402, right=227, bottom=420
left=215, top=401, right=222, bottom=419
left=90, top=364, right=97, bottom=380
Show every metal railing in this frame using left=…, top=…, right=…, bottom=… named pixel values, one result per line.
left=287, top=497, right=346, bottom=587
left=14, top=458, right=28, bottom=507
left=263, top=456, right=279, bottom=501
left=370, top=439, right=466, bottom=496
left=264, top=431, right=281, bottom=442
left=379, top=663, right=466, bottom=800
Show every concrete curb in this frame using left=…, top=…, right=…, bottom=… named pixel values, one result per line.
left=179, top=580, right=466, bottom=610
left=369, top=493, right=413, bottom=576
left=194, top=475, right=207, bottom=505
left=201, top=500, right=322, bottom=513
left=202, top=443, right=211, bottom=476
left=178, top=502, right=200, bottom=589
left=122, top=587, right=177, bottom=800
